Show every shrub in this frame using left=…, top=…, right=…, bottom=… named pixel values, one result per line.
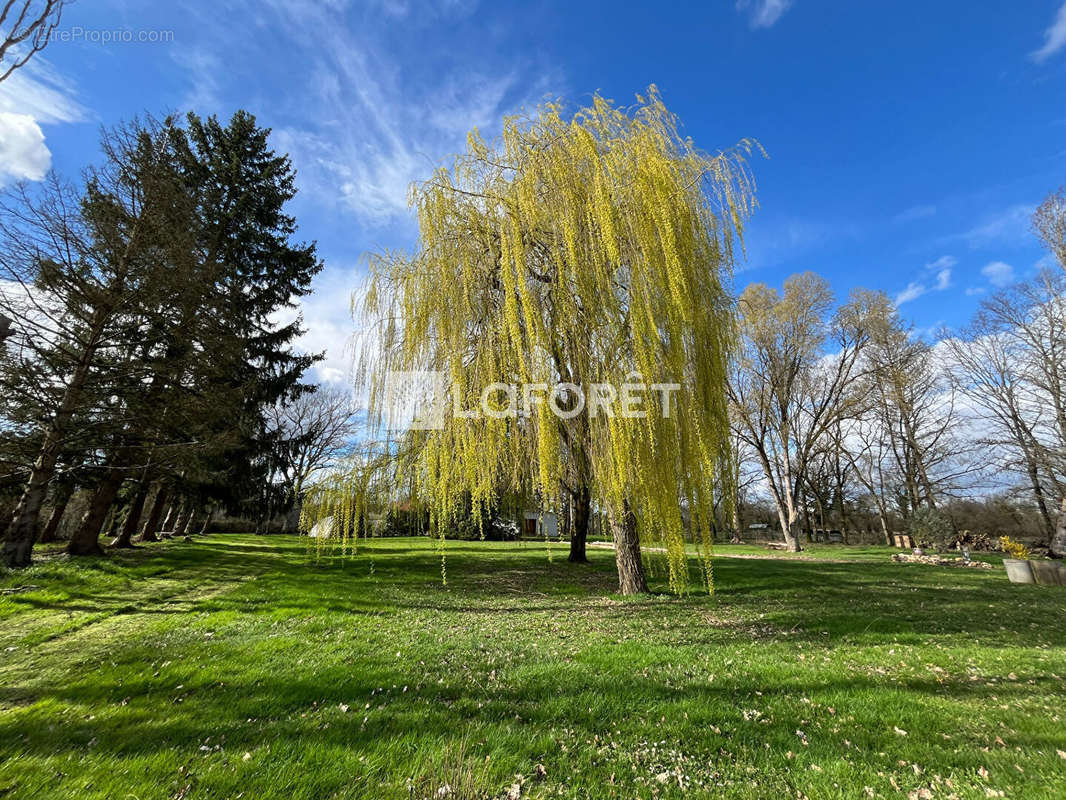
left=999, top=535, right=1030, bottom=560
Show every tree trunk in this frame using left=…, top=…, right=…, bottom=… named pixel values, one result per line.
left=3, top=463, right=56, bottom=566
left=802, top=492, right=813, bottom=543
left=39, top=483, right=74, bottom=544
left=67, top=471, right=124, bottom=556
left=1051, top=496, right=1066, bottom=559
left=774, top=500, right=801, bottom=552
left=197, top=509, right=212, bottom=535
left=2, top=312, right=106, bottom=567
left=784, top=517, right=803, bottom=552
left=160, top=500, right=180, bottom=533
left=1027, top=462, right=1056, bottom=545
left=139, top=486, right=168, bottom=542
left=877, top=511, right=892, bottom=546
left=730, top=499, right=742, bottom=543
left=174, top=504, right=196, bottom=537
left=569, top=485, right=590, bottom=563
left=610, top=503, right=648, bottom=594
left=111, top=480, right=149, bottom=548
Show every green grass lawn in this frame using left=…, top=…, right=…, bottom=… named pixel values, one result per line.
left=1, top=536, right=1064, bottom=799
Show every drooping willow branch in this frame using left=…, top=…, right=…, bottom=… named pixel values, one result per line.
left=306, top=87, right=760, bottom=593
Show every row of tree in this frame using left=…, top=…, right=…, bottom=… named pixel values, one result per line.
left=730, top=194, right=1066, bottom=556
left=0, top=111, right=356, bottom=568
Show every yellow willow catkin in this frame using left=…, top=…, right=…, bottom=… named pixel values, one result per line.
left=302, top=86, right=760, bottom=594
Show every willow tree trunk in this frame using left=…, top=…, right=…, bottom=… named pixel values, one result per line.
left=67, top=471, right=124, bottom=556
left=611, top=504, right=648, bottom=595
left=139, top=486, right=168, bottom=542
left=569, top=485, right=591, bottom=563
left=39, top=484, right=74, bottom=544
left=111, top=481, right=149, bottom=548
left=1051, top=497, right=1066, bottom=559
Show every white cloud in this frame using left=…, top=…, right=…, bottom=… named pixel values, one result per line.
left=269, top=263, right=366, bottom=386
left=173, top=48, right=225, bottom=115
left=895, top=281, right=927, bottom=306
left=174, top=0, right=562, bottom=385
left=736, top=0, right=794, bottom=28
left=911, top=320, right=945, bottom=341
left=192, top=0, right=559, bottom=226
left=894, top=257, right=955, bottom=306
left=965, top=286, right=986, bottom=296
left=926, top=254, right=958, bottom=272
left=958, top=204, right=1036, bottom=248
left=0, top=113, right=50, bottom=184
left=0, top=57, right=87, bottom=185
left=0, top=59, right=85, bottom=125
left=1031, top=1, right=1066, bottom=62
left=981, top=261, right=1015, bottom=287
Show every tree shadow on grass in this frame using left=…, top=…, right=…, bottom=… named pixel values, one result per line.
left=2, top=655, right=1063, bottom=798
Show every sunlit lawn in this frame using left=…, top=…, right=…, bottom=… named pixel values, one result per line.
left=1, top=535, right=1064, bottom=799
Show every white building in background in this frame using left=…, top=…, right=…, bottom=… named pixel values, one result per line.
left=521, top=510, right=559, bottom=539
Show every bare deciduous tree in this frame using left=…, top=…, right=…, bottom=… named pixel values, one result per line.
left=728, top=273, right=871, bottom=551
left=949, top=270, right=1066, bottom=556
left=859, top=292, right=973, bottom=514
left=269, top=385, right=359, bottom=500
left=0, top=0, right=66, bottom=82
left=946, top=309, right=1061, bottom=544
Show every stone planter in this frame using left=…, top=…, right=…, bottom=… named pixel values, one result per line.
left=1030, top=560, right=1066, bottom=586
left=1003, top=558, right=1035, bottom=584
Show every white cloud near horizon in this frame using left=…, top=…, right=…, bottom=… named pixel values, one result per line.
left=736, top=0, right=794, bottom=29
left=1031, top=1, right=1066, bottom=62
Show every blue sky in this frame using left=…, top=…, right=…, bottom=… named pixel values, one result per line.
left=2, top=0, right=1065, bottom=380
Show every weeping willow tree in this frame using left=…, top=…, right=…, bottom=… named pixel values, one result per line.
left=308, top=87, right=758, bottom=594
